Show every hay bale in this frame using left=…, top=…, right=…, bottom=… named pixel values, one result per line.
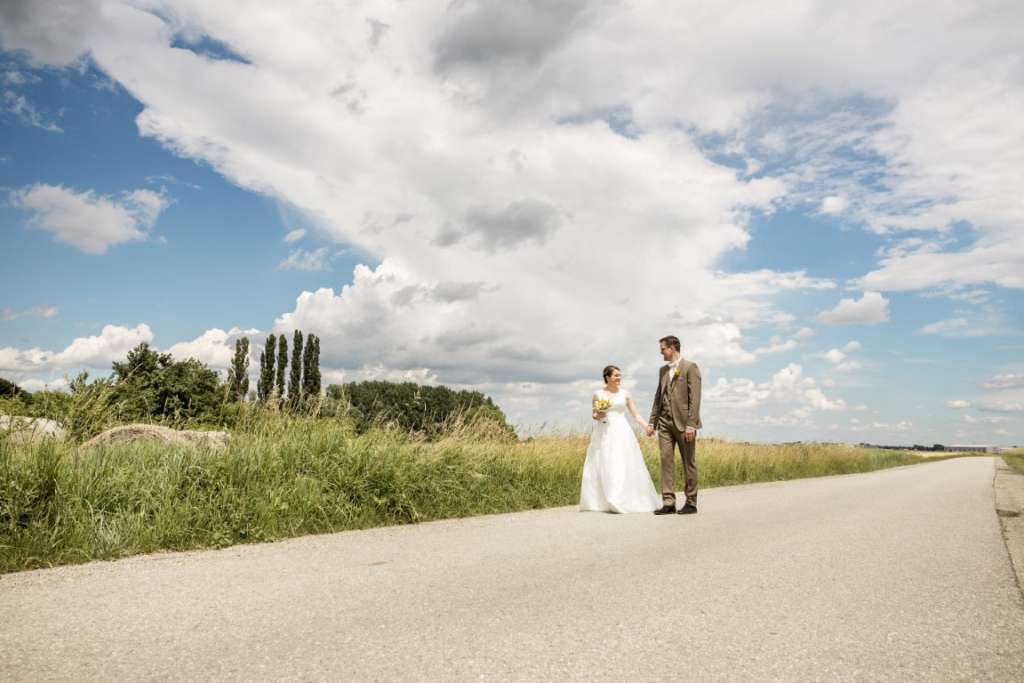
left=81, top=424, right=229, bottom=451
left=0, top=415, right=67, bottom=444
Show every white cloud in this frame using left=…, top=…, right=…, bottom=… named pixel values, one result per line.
left=0, top=346, right=51, bottom=372
left=977, top=399, right=1024, bottom=414
left=984, top=373, right=1024, bottom=390
left=843, top=341, right=862, bottom=352
left=1, top=305, right=58, bottom=321
left=279, top=247, right=330, bottom=271
left=919, top=317, right=968, bottom=335
left=823, top=349, right=846, bottom=364
left=706, top=363, right=845, bottom=413
left=4, top=0, right=1023, bottom=434
left=0, top=323, right=154, bottom=374
left=51, top=323, right=153, bottom=367
left=820, top=195, right=848, bottom=215
left=794, top=327, right=815, bottom=340
left=284, top=228, right=306, bottom=242
left=17, top=376, right=70, bottom=393
left=323, top=365, right=439, bottom=386
left=10, top=184, right=168, bottom=254
left=3, top=90, right=61, bottom=132
left=817, top=292, right=890, bottom=325
left=165, top=326, right=258, bottom=370
left=946, top=400, right=971, bottom=409
left=753, top=337, right=797, bottom=355
left=870, top=420, right=914, bottom=432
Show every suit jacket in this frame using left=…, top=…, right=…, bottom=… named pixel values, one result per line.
left=649, top=357, right=702, bottom=431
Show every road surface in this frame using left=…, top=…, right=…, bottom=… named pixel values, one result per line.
left=2, top=457, right=1022, bottom=680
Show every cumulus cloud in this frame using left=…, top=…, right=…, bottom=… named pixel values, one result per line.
left=817, top=292, right=890, bottom=325
left=51, top=323, right=153, bottom=367
left=17, top=376, right=70, bottom=392
left=706, top=363, right=845, bottom=413
left=4, top=0, right=1023, bottom=431
left=0, top=324, right=153, bottom=375
left=946, top=400, right=971, bottom=409
left=10, top=184, right=168, bottom=254
left=165, top=326, right=259, bottom=370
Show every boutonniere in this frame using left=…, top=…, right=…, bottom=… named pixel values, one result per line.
left=672, top=366, right=682, bottom=379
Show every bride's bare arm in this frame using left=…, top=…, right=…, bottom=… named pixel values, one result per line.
left=625, top=394, right=649, bottom=429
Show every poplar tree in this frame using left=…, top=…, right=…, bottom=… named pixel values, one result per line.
left=227, top=337, right=250, bottom=402
left=303, top=333, right=321, bottom=398
left=257, top=334, right=276, bottom=402
left=276, top=335, right=288, bottom=400
left=308, top=335, right=321, bottom=397
left=288, top=330, right=303, bottom=406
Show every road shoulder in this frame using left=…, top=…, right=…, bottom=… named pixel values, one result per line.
left=995, top=457, right=1024, bottom=600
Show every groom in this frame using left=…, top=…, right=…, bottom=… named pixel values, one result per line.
left=647, top=335, right=702, bottom=515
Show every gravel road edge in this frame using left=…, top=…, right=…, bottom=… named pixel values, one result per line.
left=995, top=457, right=1024, bottom=601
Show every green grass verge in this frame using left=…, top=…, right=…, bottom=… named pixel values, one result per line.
left=0, top=420, right=951, bottom=574
left=1003, top=449, right=1024, bottom=475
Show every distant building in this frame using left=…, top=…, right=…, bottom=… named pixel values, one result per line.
left=948, top=444, right=997, bottom=453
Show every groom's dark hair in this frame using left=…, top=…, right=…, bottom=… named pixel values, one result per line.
left=659, top=335, right=681, bottom=351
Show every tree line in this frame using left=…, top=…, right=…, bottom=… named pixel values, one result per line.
left=1, top=330, right=515, bottom=440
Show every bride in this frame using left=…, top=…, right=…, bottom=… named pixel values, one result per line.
left=579, top=365, right=662, bottom=513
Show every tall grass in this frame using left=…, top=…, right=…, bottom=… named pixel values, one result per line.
left=1003, top=449, right=1024, bottom=475
left=0, top=413, right=946, bottom=574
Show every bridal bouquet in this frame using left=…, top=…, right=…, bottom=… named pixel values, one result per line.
left=593, top=397, right=611, bottom=422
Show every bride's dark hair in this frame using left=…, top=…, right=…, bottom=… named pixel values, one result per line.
left=603, top=365, right=620, bottom=381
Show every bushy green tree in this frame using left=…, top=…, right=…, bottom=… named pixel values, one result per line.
left=0, top=377, right=28, bottom=399
left=110, top=342, right=222, bottom=424
left=257, top=334, right=276, bottom=402
left=288, top=330, right=303, bottom=406
left=226, top=337, right=250, bottom=402
left=328, top=381, right=514, bottom=440
left=0, top=376, right=33, bottom=417
left=276, top=335, right=288, bottom=400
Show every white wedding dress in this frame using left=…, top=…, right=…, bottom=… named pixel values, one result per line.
left=579, top=389, right=662, bottom=513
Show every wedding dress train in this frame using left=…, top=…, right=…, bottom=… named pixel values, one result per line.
left=579, top=389, right=661, bottom=513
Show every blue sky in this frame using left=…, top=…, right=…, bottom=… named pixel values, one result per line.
left=1, top=1, right=1022, bottom=445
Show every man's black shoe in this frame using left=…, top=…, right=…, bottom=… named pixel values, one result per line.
left=678, top=504, right=698, bottom=514
left=653, top=505, right=676, bottom=515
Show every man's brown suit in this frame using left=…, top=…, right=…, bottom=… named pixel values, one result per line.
left=649, top=358, right=702, bottom=507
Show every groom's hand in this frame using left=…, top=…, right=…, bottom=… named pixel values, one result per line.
left=684, top=426, right=697, bottom=442
left=645, top=424, right=655, bottom=437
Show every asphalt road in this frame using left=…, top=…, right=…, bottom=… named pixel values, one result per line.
left=2, top=457, right=1023, bottom=680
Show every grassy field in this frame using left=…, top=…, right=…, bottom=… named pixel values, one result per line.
left=1003, top=449, right=1024, bottom=475
left=1, top=414, right=959, bottom=574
